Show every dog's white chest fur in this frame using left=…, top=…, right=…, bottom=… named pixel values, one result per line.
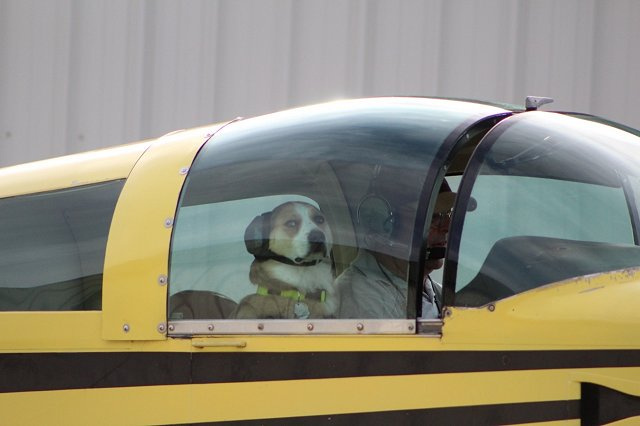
left=262, top=260, right=338, bottom=314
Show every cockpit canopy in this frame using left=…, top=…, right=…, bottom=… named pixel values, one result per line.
left=167, top=97, right=640, bottom=323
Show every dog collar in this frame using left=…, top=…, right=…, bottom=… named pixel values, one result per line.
left=256, top=252, right=321, bottom=267
left=256, top=286, right=326, bottom=303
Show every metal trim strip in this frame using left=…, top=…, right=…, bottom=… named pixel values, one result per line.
left=168, top=319, right=424, bottom=336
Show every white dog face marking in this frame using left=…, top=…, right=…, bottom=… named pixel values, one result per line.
left=268, top=202, right=333, bottom=263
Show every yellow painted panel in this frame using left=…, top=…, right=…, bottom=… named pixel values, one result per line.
left=0, top=141, right=151, bottom=198
left=102, top=124, right=225, bottom=340
left=513, top=422, right=579, bottom=426
left=0, top=312, right=103, bottom=352
left=444, top=269, right=640, bottom=348
left=0, top=312, right=198, bottom=352
left=609, top=416, right=640, bottom=425
left=0, top=369, right=584, bottom=425
left=7, top=313, right=640, bottom=353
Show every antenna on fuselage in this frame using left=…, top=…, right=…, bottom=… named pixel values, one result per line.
left=525, top=96, right=554, bottom=111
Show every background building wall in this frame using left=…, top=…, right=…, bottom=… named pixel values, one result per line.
left=1, top=0, right=639, bottom=167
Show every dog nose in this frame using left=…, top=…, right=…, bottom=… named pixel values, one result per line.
left=308, top=230, right=326, bottom=244
left=308, top=230, right=327, bottom=255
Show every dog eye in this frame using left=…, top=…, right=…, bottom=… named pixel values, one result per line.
left=285, top=220, right=297, bottom=228
left=314, top=215, right=325, bottom=224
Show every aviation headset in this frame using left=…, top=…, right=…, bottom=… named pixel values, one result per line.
left=244, top=212, right=273, bottom=258
left=357, top=194, right=396, bottom=241
left=356, top=165, right=452, bottom=260
left=356, top=165, right=398, bottom=246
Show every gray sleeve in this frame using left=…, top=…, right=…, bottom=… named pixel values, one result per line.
left=337, top=270, right=385, bottom=319
left=337, top=269, right=405, bottom=318
left=420, top=277, right=442, bottom=319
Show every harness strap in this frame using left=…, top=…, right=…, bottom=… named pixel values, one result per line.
left=254, top=251, right=320, bottom=267
left=256, top=286, right=326, bottom=302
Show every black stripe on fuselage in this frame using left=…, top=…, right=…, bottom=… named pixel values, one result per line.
left=1, top=349, right=639, bottom=393
left=215, top=400, right=580, bottom=425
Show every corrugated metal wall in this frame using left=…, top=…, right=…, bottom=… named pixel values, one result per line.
left=1, top=0, right=639, bottom=167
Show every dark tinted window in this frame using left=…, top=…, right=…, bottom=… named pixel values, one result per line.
left=0, top=180, right=124, bottom=311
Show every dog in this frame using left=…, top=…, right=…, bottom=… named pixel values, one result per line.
left=232, top=201, right=337, bottom=319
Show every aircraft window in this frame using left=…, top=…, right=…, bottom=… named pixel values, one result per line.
left=455, top=176, right=634, bottom=305
left=168, top=106, right=444, bottom=324
left=334, top=164, right=426, bottom=319
left=627, top=175, right=640, bottom=224
left=428, top=175, right=461, bottom=287
left=168, top=158, right=429, bottom=321
left=454, top=113, right=640, bottom=306
left=0, top=180, right=124, bottom=311
left=169, top=194, right=325, bottom=319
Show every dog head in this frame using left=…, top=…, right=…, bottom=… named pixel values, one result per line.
left=245, top=202, right=333, bottom=264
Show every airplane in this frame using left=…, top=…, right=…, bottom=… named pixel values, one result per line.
left=0, top=96, right=638, bottom=425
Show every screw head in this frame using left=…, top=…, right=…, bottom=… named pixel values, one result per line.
left=123, top=324, right=130, bottom=333
left=157, top=275, right=168, bottom=286
left=257, top=323, right=264, bottom=331
left=208, top=324, right=214, bottom=331
left=307, top=323, right=314, bottom=331
left=356, top=323, right=364, bottom=331
left=164, top=218, right=174, bottom=228
left=157, top=323, right=166, bottom=333
left=179, top=167, right=189, bottom=175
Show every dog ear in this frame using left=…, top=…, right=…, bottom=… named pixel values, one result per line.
left=244, top=212, right=272, bottom=257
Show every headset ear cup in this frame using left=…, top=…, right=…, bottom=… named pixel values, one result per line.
left=357, top=194, right=394, bottom=240
left=244, top=212, right=271, bottom=256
